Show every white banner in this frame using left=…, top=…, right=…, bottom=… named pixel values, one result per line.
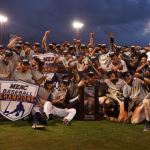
left=33, top=52, right=56, bottom=65
left=0, top=80, right=39, bottom=121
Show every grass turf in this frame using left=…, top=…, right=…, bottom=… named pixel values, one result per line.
left=0, top=120, right=150, bottom=150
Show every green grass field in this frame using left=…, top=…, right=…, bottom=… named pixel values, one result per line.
left=0, top=120, right=150, bottom=150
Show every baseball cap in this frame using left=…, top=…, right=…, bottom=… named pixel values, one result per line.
left=62, top=74, right=70, bottom=80
left=22, top=58, right=30, bottom=65
left=62, top=79, right=70, bottom=85
left=101, top=44, right=107, bottom=48
left=97, top=44, right=102, bottom=47
left=131, top=45, right=135, bottom=50
left=88, top=71, right=94, bottom=77
left=63, top=50, right=68, bottom=55
left=18, top=41, right=23, bottom=44
left=56, top=44, right=61, bottom=48
left=48, top=44, right=53, bottom=48
left=0, top=45, right=4, bottom=49
left=109, top=52, right=115, bottom=57
left=24, top=42, right=31, bottom=46
left=90, top=56, right=97, bottom=61
left=116, top=46, right=122, bottom=49
left=67, top=43, right=71, bottom=47
left=5, top=49, right=13, bottom=57
left=69, top=45, right=74, bottom=49
left=81, top=44, right=86, bottom=48
left=122, top=72, right=131, bottom=79
left=34, top=42, right=40, bottom=47
left=15, top=43, right=22, bottom=48
left=45, top=79, right=54, bottom=85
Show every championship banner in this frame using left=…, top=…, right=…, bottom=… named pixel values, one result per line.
left=33, top=53, right=56, bottom=72
left=0, top=81, right=39, bottom=121
left=33, top=53, right=66, bottom=73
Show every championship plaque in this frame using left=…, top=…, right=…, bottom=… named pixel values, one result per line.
left=79, top=81, right=100, bottom=120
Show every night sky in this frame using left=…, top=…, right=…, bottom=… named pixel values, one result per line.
left=1, top=0, right=150, bottom=46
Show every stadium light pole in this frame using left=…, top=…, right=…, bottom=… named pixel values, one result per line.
left=72, top=21, right=84, bottom=39
left=0, top=15, right=8, bottom=44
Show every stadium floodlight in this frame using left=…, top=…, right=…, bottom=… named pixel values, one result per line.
left=0, top=15, right=8, bottom=23
left=72, top=21, right=84, bottom=38
left=0, top=15, right=8, bottom=44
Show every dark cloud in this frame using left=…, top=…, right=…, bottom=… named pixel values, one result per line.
left=1, top=0, right=150, bottom=45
